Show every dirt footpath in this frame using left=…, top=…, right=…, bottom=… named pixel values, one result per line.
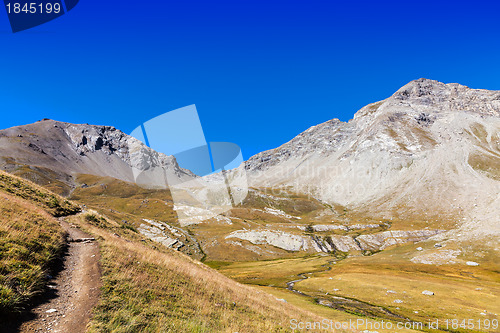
left=18, top=219, right=101, bottom=333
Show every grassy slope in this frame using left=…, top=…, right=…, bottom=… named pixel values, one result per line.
left=0, top=171, right=80, bottom=217
left=208, top=255, right=334, bottom=288
left=68, top=212, right=331, bottom=333
left=1, top=171, right=331, bottom=332
left=69, top=174, right=452, bottom=261
left=70, top=174, right=178, bottom=224
left=70, top=174, right=206, bottom=259
left=0, top=170, right=80, bottom=312
left=11, top=164, right=74, bottom=197
left=59, top=172, right=500, bottom=331
left=214, top=255, right=418, bottom=333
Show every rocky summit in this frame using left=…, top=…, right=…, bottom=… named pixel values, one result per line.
left=245, top=78, right=500, bottom=240
left=0, top=119, right=194, bottom=194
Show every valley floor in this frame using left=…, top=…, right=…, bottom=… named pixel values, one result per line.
left=213, top=241, right=500, bottom=333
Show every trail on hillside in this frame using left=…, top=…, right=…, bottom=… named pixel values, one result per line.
left=12, top=218, right=101, bottom=333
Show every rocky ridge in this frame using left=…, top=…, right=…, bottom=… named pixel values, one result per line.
left=0, top=119, right=194, bottom=190
left=138, top=218, right=204, bottom=259
left=225, top=228, right=443, bottom=254
left=245, top=79, right=500, bottom=240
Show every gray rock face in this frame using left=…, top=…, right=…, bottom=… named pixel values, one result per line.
left=327, top=235, right=361, bottom=252
left=299, top=223, right=386, bottom=232
left=245, top=79, right=500, bottom=239
left=324, top=229, right=443, bottom=253
left=306, top=224, right=348, bottom=232
left=356, top=230, right=442, bottom=251
left=0, top=119, right=194, bottom=189
left=138, top=219, right=185, bottom=250
left=246, top=119, right=353, bottom=171
left=138, top=219, right=204, bottom=259
left=225, top=228, right=441, bottom=254
left=225, top=230, right=311, bottom=252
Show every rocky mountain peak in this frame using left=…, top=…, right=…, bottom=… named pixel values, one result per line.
left=245, top=79, right=500, bottom=239
left=247, top=79, right=500, bottom=172
left=62, top=121, right=128, bottom=157
left=391, top=78, right=500, bottom=116
left=0, top=119, right=195, bottom=190
left=393, top=78, right=449, bottom=100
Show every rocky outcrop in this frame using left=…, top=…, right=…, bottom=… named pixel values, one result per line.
left=263, top=207, right=301, bottom=220
left=304, top=224, right=348, bottom=232
left=322, top=229, right=443, bottom=253
left=327, top=235, right=361, bottom=252
left=225, top=228, right=442, bottom=254
left=225, top=230, right=310, bottom=252
left=139, top=219, right=185, bottom=250
left=356, top=230, right=442, bottom=251
left=173, top=205, right=233, bottom=227
left=138, top=219, right=204, bottom=259
left=297, top=223, right=387, bottom=232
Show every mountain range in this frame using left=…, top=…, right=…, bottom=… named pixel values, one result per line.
left=1, top=78, right=499, bottom=332
left=246, top=78, right=500, bottom=240
left=2, top=78, right=498, bottom=241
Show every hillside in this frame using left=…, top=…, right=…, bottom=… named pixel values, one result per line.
left=0, top=170, right=80, bottom=313
left=72, top=211, right=327, bottom=333
left=0, top=171, right=326, bottom=332
left=246, top=78, right=500, bottom=240
left=0, top=79, right=498, bottom=332
left=0, top=119, right=194, bottom=196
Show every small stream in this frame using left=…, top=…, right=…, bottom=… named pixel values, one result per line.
left=286, top=273, right=309, bottom=296
left=285, top=260, right=409, bottom=322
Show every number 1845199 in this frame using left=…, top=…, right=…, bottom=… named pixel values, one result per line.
left=5, top=2, right=62, bottom=14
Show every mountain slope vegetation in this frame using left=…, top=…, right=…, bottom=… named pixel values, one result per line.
left=0, top=171, right=326, bottom=332
left=0, top=170, right=79, bottom=313
left=1, top=79, right=499, bottom=332
left=71, top=212, right=326, bottom=333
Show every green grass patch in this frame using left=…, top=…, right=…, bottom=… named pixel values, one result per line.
left=0, top=171, right=80, bottom=217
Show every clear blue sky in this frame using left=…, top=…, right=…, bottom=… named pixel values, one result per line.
left=1, top=0, right=499, bottom=159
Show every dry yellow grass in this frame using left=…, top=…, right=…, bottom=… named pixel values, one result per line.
left=0, top=170, right=80, bottom=217
left=1, top=170, right=335, bottom=332
left=468, top=153, right=500, bottom=180
left=0, top=192, right=65, bottom=312
left=214, top=239, right=500, bottom=333
left=0, top=170, right=80, bottom=312
left=70, top=174, right=177, bottom=223
left=67, top=212, right=338, bottom=333
left=211, top=255, right=333, bottom=288
left=12, top=165, right=73, bottom=196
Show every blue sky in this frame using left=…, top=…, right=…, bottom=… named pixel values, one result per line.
left=1, top=0, right=499, bottom=159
